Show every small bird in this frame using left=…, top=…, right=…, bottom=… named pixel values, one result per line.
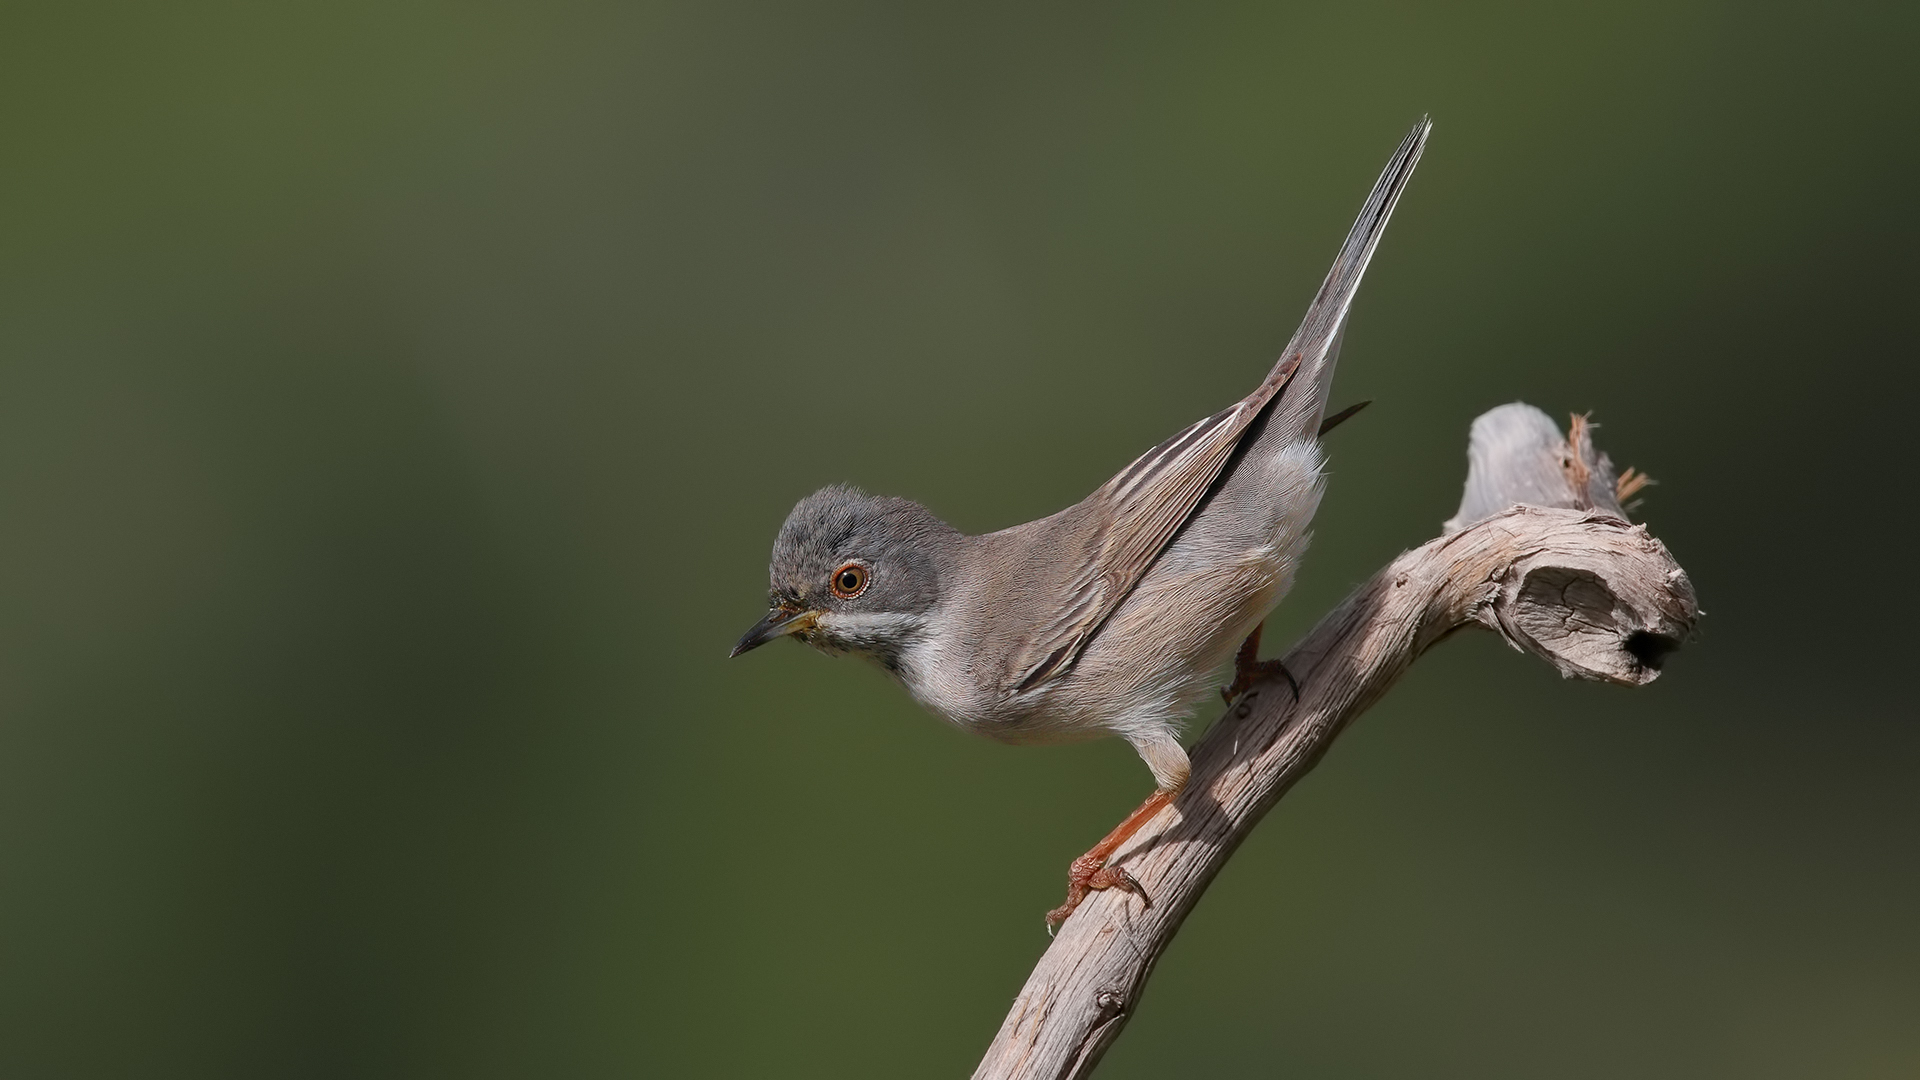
left=733, top=119, right=1430, bottom=930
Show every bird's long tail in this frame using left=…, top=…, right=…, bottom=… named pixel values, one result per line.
left=1261, top=116, right=1430, bottom=447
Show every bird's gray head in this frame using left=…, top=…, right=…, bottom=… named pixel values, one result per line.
left=731, top=484, right=960, bottom=669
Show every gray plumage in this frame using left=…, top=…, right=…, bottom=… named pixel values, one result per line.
left=735, top=119, right=1431, bottom=799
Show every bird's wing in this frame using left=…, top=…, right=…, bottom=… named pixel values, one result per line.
left=1008, top=117, right=1430, bottom=694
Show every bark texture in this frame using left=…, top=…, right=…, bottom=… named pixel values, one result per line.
left=973, top=404, right=1699, bottom=1080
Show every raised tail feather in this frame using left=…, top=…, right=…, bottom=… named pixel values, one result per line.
left=1263, top=116, right=1430, bottom=447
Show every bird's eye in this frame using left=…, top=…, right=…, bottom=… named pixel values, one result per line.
left=830, top=562, right=869, bottom=599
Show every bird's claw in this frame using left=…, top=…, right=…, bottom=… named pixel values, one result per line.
left=1221, top=657, right=1300, bottom=704
left=1045, top=855, right=1146, bottom=933
left=1219, top=621, right=1300, bottom=705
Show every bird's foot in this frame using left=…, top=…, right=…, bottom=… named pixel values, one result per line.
left=1043, top=788, right=1174, bottom=934
left=1219, top=657, right=1300, bottom=704
left=1219, top=621, right=1301, bottom=704
left=1045, top=854, right=1145, bottom=934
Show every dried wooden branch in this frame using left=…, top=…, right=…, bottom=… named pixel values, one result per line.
left=973, top=404, right=1699, bottom=1080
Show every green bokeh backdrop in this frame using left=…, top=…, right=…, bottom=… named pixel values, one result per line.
left=2, top=2, right=1915, bottom=1076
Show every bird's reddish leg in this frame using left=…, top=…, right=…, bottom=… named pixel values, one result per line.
left=1045, top=787, right=1173, bottom=932
left=1045, top=624, right=1303, bottom=932
left=1219, top=620, right=1299, bottom=704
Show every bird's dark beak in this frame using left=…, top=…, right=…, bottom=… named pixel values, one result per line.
left=730, top=606, right=819, bottom=657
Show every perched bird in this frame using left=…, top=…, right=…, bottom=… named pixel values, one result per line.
left=733, top=119, right=1430, bottom=930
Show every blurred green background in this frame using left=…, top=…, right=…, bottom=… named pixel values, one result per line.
left=2, top=1, right=1916, bottom=1076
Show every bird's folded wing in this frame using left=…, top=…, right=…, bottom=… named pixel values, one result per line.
left=1008, top=117, right=1431, bottom=694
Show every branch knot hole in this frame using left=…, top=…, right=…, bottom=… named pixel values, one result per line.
left=1502, top=564, right=1674, bottom=686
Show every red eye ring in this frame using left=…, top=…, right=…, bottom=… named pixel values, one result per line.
left=830, top=562, right=869, bottom=600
